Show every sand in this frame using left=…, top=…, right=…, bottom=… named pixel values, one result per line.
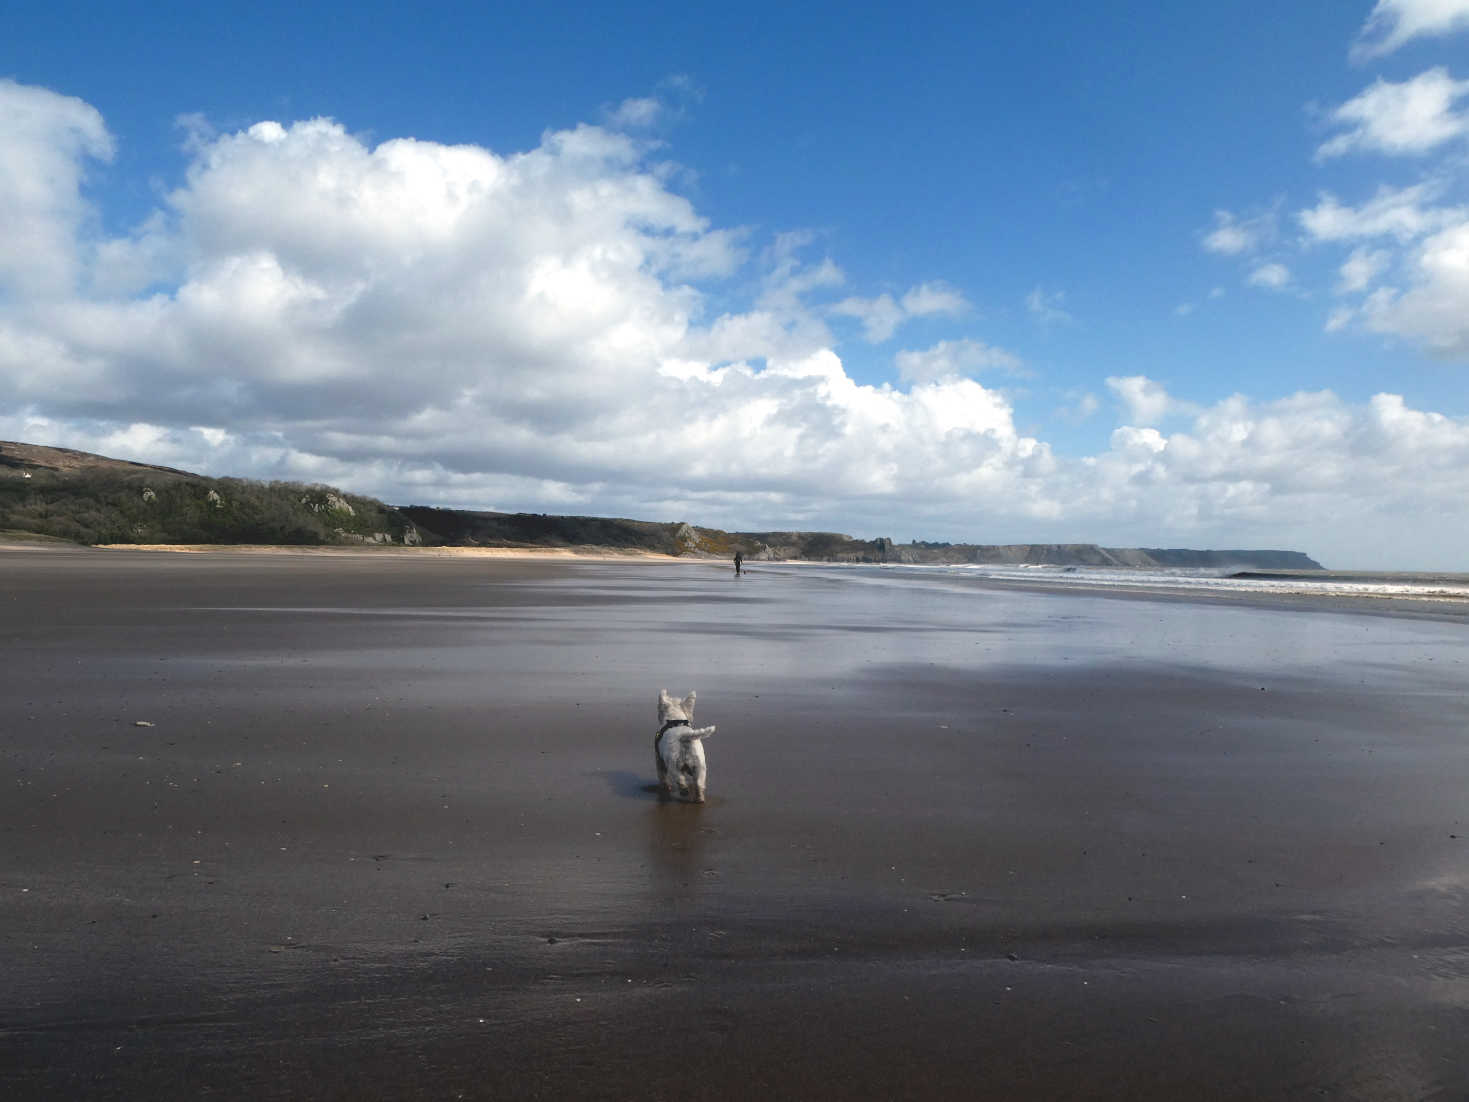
left=88, top=543, right=686, bottom=561
left=4, top=548, right=1468, bottom=1099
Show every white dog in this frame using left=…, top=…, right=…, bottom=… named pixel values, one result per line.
left=655, top=690, right=716, bottom=803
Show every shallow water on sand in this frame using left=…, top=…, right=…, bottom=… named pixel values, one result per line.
left=4, top=550, right=1469, bottom=1099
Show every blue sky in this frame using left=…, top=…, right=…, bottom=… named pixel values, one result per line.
left=3, top=1, right=1468, bottom=567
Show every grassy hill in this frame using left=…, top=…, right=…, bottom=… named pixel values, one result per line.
left=1, top=442, right=420, bottom=547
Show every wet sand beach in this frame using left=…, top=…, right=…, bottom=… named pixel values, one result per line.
left=4, top=549, right=1469, bottom=1099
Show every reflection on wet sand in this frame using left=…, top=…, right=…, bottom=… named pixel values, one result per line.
left=646, top=799, right=714, bottom=900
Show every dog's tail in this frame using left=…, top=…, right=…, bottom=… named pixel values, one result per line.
left=677, top=725, right=715, bottom=743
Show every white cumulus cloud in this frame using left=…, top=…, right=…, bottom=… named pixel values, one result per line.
left=1352, top=0, right=1469, bottom=61
left=1075, top=389, right=1469, bottom=565
left=1297, top=182, right=1469, bottom=356
left=1317, top=68, right=1469, bottom=158
left=1297, top=182, right=1462, bottom=243
left=0, top=79, right=114, bottom=299
left=1359, top=219, right=1469, bottom=356
left=1105, top=375, right=1191, bottom=426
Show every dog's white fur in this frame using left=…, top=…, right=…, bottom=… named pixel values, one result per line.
left=655, top=689, right=715, bottom=803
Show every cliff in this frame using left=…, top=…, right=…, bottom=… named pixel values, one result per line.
left=878, top=542, right=1323, bottom=571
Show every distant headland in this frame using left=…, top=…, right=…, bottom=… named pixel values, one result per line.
left=0, top=440, right=1324, bottom=570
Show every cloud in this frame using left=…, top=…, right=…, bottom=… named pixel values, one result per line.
left=1297, top=182, right=1462, bottom=243
left=1105, top=375, right=1188, bottom=425
left=1201, top=207, right=1276, bottom=255
left=899, top=281, right=969, bottom=318
left=602, top=75, right=703, bottom=131
left=606, top=96, right=663, bottom=129
left=1081, top=393, right=1469, bottom=531
left=1247, top=261, right=1292, bottom=290
left=1337, top=246, right=1391, bottom=293
left=1358, top=218, right=1469, bottom=356
left=830, top=280, right=968, bottom=342
left=1025, top=286, right=1071, bottom=324
left=1174, top=288, right=1225, bottom=316
left=0, top=79, right=114, bottom=299
left=1072, top=389, right=1469, bottom=565
left=894, top=338, right=1021, bottom=384
left=828, top=294, right=903, bottom=342
left=758, top=232, right=843, bottom=310
left=1056, top=389, right=1100, bottom=422
left=1295, top=181, right=1469, bottom=357
left=1317, top=68, right=1469, bottom=158
left=1256, top=47, right=1469, bottom=365
left=1352, top=0, right=1469, bottom=61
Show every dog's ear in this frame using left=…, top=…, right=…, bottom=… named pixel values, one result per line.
left=682, top=691, right=696, bottom=717
left=659, top=689, right=672, bottom=709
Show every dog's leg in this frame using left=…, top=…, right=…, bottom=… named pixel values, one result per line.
left=654, top=732, right=670, bottom=795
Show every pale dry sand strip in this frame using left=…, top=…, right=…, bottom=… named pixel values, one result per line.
left=91, top=542, right=705, bottom=562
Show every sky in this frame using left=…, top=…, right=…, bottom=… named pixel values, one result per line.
left=3, top=1, right=1469, bottom=569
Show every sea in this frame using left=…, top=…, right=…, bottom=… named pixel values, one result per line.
left=770, top=560, right=1469, bottom=605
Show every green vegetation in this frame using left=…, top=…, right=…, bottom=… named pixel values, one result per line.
left=1, top=461, right=420, bottom=547
left=398, top=506, right=677, bottom=552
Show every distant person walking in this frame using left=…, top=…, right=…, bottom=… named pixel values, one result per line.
left=734, top=551, right=744, bottom=576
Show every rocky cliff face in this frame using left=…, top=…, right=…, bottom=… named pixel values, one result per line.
left=1131, top=548, right=1323, bottom=570
left=882, top=543, right=1324, bottom=570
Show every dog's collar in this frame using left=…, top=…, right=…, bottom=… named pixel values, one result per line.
left=659, top=719, right=691, bottom=736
